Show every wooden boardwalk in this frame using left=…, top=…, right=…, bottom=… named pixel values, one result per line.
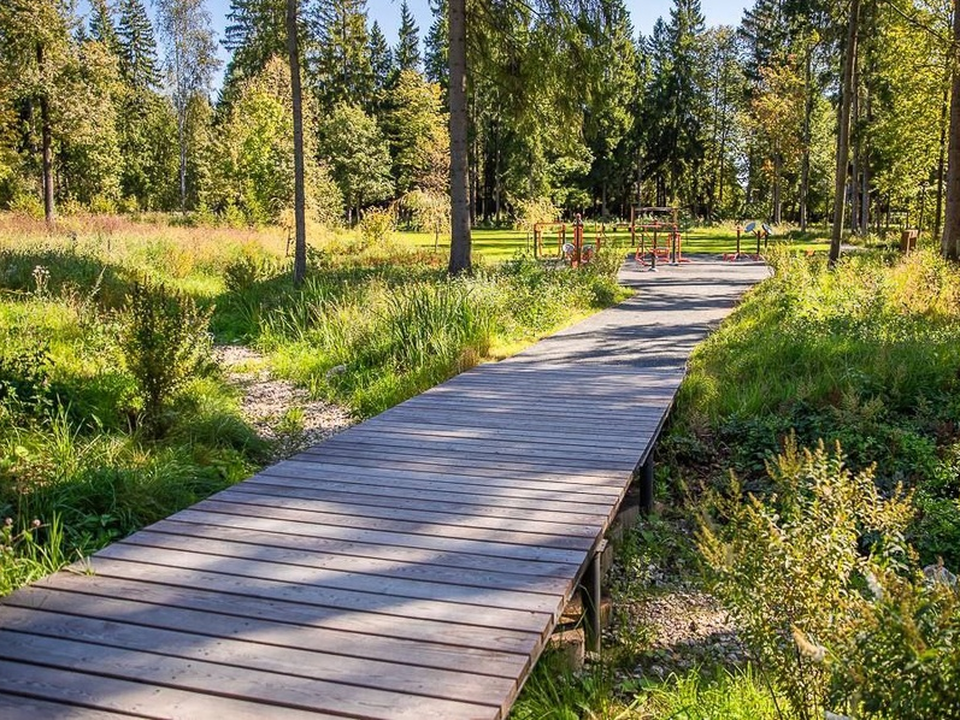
left=0, top=259, right=767, bottom=719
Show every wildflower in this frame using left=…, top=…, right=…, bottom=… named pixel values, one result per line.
left=865, top=571, right=883, bottom=600
left=31, top=519, right=41, bottom=528
left=791, top=625, right=826, bottom=663
left=3, top=517, right=12, bottom=527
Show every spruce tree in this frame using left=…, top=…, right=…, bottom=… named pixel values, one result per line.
left=395, top=0, right=420, bottom=72
left=117, top=0, right=161, bottom=89
left=89, top=0, right=120, bottom=56
left=222, top=0, right=286, bottom=104
left=368, top=20, right=393, bottom=94
left=310, top=0, right=374, bottom=109
left=424, top=0, right=447, bottom=87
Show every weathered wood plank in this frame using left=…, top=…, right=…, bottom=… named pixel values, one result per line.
left=244, top=472, right=616, bottom=514
left=26, top=574, right=542, bottom=655
left=145, top=518, right=581, bottom=578
left=191, top=498, right=597, bottom=551
left=0, top=631, right=498, bottom=720
left=219, top=484, right=607, bottom=531
left=120, top=530, right=573, bottom=597
left=268, top=457, right=626, bottom=495
left=4, top=586, right=529, bottom=678
left=0, top=659, right=335, bottom=719
left=1, top=606, right=517, bottom=706
left=0, top=693, right=137, bottom=720
left=169, top=507, right=587, bottom=566
left=87, top=551, right=562, bottom=627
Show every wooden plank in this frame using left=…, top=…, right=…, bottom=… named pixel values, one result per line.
left=224, top=483, right=609, bottom=528
left=0, top=659, right=331, bottom=720
left=170, top=507, right=587, bottom=566
left=1, top=606, right=517, bottom=706
left=87, top=551, right=562, bottom=627
left=268, top=457, right=627, bottom=496
left=120, top=530, right=572, bottom=597
left=0, top=694, right=137, bottom=720
left=355, top=416, right=651, bottom=446
left=320, top=430, right=644, bottom=462
left=192, top=498, right=597, bottom=551
left=245, top=472, right=616, bottom=514
left=27, top=573, right=542, bottom=655
left=146, top=518, right=581, bottom=578
left=377, top=404, right=665, bottom=430
left=0, top=631, right=498, bottom=720
left=294, top=447, right=630, bottom=480
left=5, top=586, right=529, bottom=678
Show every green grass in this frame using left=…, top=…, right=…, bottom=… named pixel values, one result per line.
left=0, top=212, right=628, bottom=595
left=397, top=223, right=832, bottom=261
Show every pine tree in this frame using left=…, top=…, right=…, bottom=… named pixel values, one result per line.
left=222, top=0, right=286, bottom=105
left=395, top=0, right=420, bottom=72
left=116, top=0, right=161, bottom=89
left=368, top=21, right=393, bottom=94
left=89, top=0, right=120, bottom=56
left=424, top=0, right=447, bottom=87
left=309, top=0, right=374, bottom=109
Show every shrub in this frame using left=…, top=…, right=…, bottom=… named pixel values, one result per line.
left=698, top=438, right=915, bottom=720
left=120, top=281, right=212, bottom=437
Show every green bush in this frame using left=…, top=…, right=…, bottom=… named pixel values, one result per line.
left=120, top=281, right=213, bottom=437
left=699, top=438, right=916, bottom=720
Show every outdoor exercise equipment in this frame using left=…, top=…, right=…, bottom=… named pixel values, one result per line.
left=534, top=216, right=603, bottom=266
left=724, top=221, right=771, bottom=261
left=630, top=206, right=688, bottom=269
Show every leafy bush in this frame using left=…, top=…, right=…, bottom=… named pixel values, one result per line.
left=697, top=438, right=960, bottom=720
left=120, top=281, right=212, bottom=436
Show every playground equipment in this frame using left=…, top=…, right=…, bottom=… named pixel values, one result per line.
left=630, top=206, right=688, bottom=269
left=723, top=222, right=771, bottom=261
left=533, top=215, right=604, bottom=266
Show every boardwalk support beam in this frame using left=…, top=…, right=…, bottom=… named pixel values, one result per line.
left=640, top=453, right=655, bottom=515
left=582, top=542, right=604, bottom=654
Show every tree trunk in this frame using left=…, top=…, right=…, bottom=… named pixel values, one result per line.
left=178, top=113, right=187, bottom=213
left=800, top=43, right=813, bottom=231
left=447, top=0, right=471, bottom=274
left=830, top=0, right=860, bottom=264
left=37, top=42, right=54, bottom=225
left=936, top=85, right=949, bottom=243
left=287, top=0, right=307, bottom=285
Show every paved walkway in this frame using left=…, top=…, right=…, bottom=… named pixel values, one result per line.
left=0, top=258, right=767, bottom=719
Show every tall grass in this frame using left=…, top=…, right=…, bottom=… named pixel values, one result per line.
left=0, top=212, right=626, bottom=595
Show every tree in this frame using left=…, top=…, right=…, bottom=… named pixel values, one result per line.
left=209, top=57, right=341, bottom=225
left=943, top=0, right=960, bottom=260
left=447, top=0, right=470, bottom=273
left=155, top=0, right=220, bottom=212
left=382, top=69, right=448, bottom=194
left=368, top=20, right=393, bottom=96
left=424, top=0, right=447, bottom=87
left=317, top=103, right=393, bottom=222
left=309, top=0, right=373, bottom=109
left=116, top=0, right=161, bottom=90
left=89, top=0, right=120, bottom=55
left=830, top=0, right=860, bottom=264
left=0, top=0, right=74, bottom=222
left=222, top=0, right=286, bottom=105
left=286, top=0, right=306, bottom=284
left=395, top=0, right=421, bottom=73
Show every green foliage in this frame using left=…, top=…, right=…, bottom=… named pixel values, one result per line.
left=317, top=103, right=394, bottom=219
left=828, top=567, right=960, bottom=720
left=0, top=515, right=70, bottom=596
left=678, top=250, right=960, bottom=565
left=699, top=438, right=915, bottom=719
left=120, top=280, right=213, bottom=435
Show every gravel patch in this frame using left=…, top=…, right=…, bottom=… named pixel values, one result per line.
left=213, top=345, right=354, bottom=457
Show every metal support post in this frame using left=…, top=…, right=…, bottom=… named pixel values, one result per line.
left=640, top=453, right=654, bottom=515
left=582, top=546, right=603, bottom=654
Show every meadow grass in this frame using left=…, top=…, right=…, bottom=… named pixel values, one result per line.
left=0, top=211, right=627, bottom=594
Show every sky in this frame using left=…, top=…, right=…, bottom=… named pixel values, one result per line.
left=80, top=0, right=751, bottom=91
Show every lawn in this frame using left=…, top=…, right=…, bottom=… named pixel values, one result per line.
left=399, top=222, right=834, bottom=261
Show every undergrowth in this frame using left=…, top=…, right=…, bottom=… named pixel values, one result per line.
left=0, top=214, right=626, bottom=595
